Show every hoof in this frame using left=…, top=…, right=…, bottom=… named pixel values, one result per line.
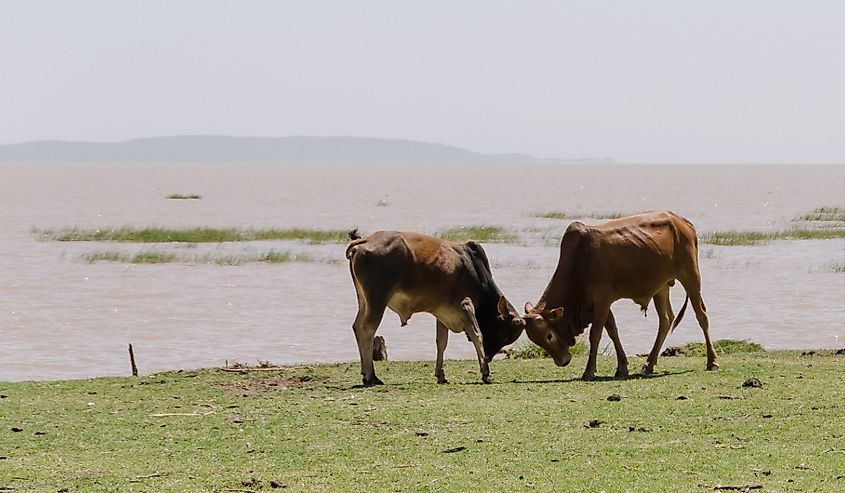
left=482, top=375, right=493, bottom=385
left=706, top=362, right=719, bottom=371
left=436, top=377, right=449, bottom=384
left=615, top=367, right=629, bottom=379
left=362, top=376, right=384, bottom=387
left=581, top=372, right=595, bottom=382
left=641, top=364, right=654, bottom=375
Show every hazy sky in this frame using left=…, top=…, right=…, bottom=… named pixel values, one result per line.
left=2, top=1, right=844, bottom=163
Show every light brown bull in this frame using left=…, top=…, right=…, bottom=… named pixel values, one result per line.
left=523, top=211, right=717, bottom=380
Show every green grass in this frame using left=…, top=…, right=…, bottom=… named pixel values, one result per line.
left=830, top=262, right=845, bottom=273
left=661, top=339, right=765, bottom=357
left=506, top=339, right=587, bottom=359
left=797, top=206, right=845, bottom=222
left=36, top=227, right=351, bottom=244
left=701, top=228, right=845, bottom=246
left=435, top=225, right=517, bottom=243
left=534, top=211, right=628, bottom=220
left=2, top=352, right=845, bottom=492
left=80, top=249, right=314, bottom=266
left=166, top=194, right=202, bottom=200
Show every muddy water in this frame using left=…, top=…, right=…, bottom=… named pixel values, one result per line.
left=1, top=162, right=843, bottom=381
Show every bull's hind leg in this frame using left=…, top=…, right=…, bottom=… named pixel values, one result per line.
left=352, top=302, right=387, bottom=386
left=679, top=274, right=718, bottom=371
left=642, top=285, right=674, bottom=375
left=434, top=321, right=449, bottom=384
left=604, top=310, right=629, bottom=378
left=460, top=298, right=492, bottom=384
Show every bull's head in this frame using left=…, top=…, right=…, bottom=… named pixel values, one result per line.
left=522, top=302, right=576, bottom=367
left=483, top=296, right=527, bottom=361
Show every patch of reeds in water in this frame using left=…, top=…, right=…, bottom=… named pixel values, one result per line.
left=435, top=225, right=517, bottom=243
left=533, top=211, right=628, bottom=220
left=797, top=206, right=845, bottom=222
left=81, top=251, right=179, bottom=264
left=80, top=249, right=315, bottom=265
left=701, top=228, right=845, bottom=246
left=166, top=194, right=202, bottom=200
left=36, top=227, right=351, bottom=244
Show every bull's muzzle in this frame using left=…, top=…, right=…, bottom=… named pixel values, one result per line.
left=554, top=356, right=572, bottom=367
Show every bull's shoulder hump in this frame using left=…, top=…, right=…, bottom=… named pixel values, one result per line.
left=462, top=239, right=486, bottom=255
left=463, top=240, right=492, bottom=267
left=561, top=221, right=590, bottom=242
left=557, top=221, right=592, bottom=252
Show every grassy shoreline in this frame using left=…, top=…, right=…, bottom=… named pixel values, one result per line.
left=2, top=351, right=844, bottom=492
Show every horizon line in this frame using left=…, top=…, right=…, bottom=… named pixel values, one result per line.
left=1, top=135, right=843, bottom=165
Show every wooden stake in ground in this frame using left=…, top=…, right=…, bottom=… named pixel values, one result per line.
left=128, top=343, right=138, bottom=377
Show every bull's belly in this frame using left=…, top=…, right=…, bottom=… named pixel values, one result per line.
left=387, top=292, right=464, bottom=332
left=387, top=292, right=417, bottom=326
left=618, top=278, right=676, bottom=308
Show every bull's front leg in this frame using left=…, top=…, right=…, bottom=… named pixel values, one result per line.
left=460, top=297, right=492, bottom=384
left=604, top=310, right=629, bottom=378
left=434, top=321, right=449, bottom=384
left=583, top=302, right=611, bottom=381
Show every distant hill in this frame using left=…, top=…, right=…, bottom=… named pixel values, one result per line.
left=0, top=136, right=614, bottom=164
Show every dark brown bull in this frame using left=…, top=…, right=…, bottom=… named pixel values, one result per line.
left=523, top=211, right=717, bottom=380
left=346, top=230, right=525, bottom=386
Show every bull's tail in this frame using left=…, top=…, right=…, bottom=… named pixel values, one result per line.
left=670, top=295, right=689, bottom=332
left=345, top=228, right=366, bottom=260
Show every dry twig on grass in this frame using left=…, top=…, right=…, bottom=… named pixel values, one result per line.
left=714, top=485, right=763, bottom=492
left=129, top=472, right=163, bottom=482
left=149, top=411, right=215, bottom=417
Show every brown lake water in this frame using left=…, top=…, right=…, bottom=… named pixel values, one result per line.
left=1, top=162, right=843, bottom=381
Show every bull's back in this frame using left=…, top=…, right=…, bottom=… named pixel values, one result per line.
left=349, top=231, right=470, bottom=307
left=587, top=212, right=699, bottom=296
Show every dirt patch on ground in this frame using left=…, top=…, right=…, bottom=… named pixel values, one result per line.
left=219, top=374, right=328, bottom=394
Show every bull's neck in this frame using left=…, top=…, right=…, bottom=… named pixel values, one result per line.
left=536, top=269, right=569, bottom=311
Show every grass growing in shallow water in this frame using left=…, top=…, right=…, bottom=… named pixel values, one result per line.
left=797, top=206, right=845, bottom=222
left=435, top=225, right=517, bottom=243
left=166, top=194, right=202, bottom=200
left=2, top=352, right=845, bottom=492
left=701, top=228, right=845, bottom=246
left=37, top=227, right=350, bottom=244
left=705, top=206, right=845, bottom=246
left=81, top=251, right=178, bottom=264
left=534, top=211, right=628, bottom=220
left=80, top=249, right=314, bottom=265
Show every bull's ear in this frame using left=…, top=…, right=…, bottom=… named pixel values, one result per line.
left=546, top=307, right=564, bottom=322
left=524, top=302, right=534, bottom=314
left=497, top=296, right=510, bottom=318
